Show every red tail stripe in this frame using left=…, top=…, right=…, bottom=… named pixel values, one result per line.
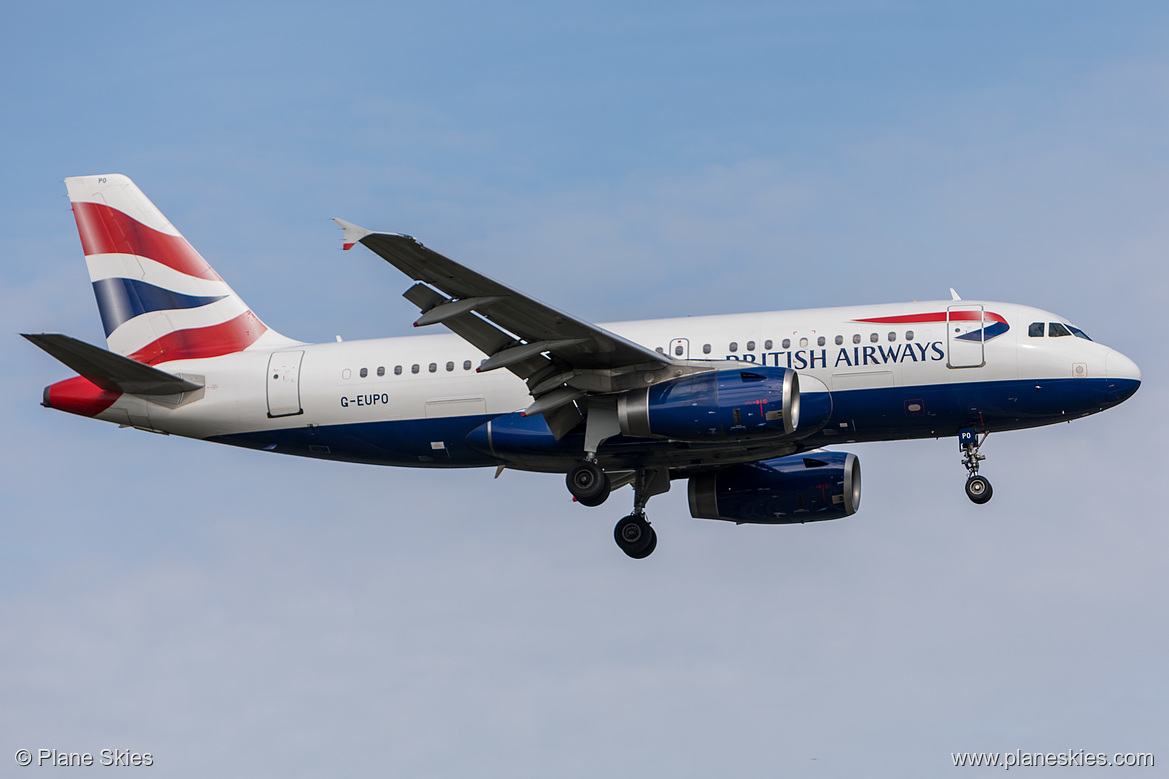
left=128, top=310, right=267, bottom=365
left=71, top=201, right=222, bottom=281
left=47, top=376, right=122, bottom=418
left=854, top=311, right=1007, bottom=325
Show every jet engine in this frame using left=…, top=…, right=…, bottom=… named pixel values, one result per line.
left=688, top=451, right=860, bottom=524
left=617, top=366, right=799, bottom=440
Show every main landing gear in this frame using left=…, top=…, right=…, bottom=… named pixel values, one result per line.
left=959, top=428, right=993, bottom=504
left=566, top=460, right=610, bottom=507
left=567, top=460, right=669, bottom=558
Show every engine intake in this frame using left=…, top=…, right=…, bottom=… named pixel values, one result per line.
left=617, top=366, right=799, bottom=441
left=688, top=451, right=861, bottom=524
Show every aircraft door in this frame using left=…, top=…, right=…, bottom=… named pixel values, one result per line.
left=947, top=305, right=985, bottom=369
left=669, top=338, right=689, bottom=360
left=267, top=350, right=305, bottom=417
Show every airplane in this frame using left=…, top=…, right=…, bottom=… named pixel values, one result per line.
left=23, top=174, right=1142, bottom=558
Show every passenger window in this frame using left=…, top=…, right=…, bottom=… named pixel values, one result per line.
left=906, top=330, right=914, bottom=341
left=1028, top=322, right=1045, bottom=337
left=746, top=340, right=756, bottom=351
left=729, top=342, right=738, bottom=352
left=764, top=340, right=773, bottom=350
left=655, top=346, right=664, bottom=354
left=852, top=334, right=861, bottom=345
left=1049, top=323, right=1071, bottom=337
left=342, top=368, right=352, bottom=380
left=888, top=332, right=896, bottom=342
left=817, top=336, right=825, bottom=347
left=782, top=338, right=791, bottom=349
left=429, top=363, right=437, bottom=372
left=359, top=367, right=368, bottom=378
left=411, top=364, right=420, bottom=374
left=394, top=365, right=403, bottom=376
left=799, top=337, right=808, bottom=347
left=446, top=361, right=454, bottom=372
left=377, top=366, right=385, bottom=377
left=870, top=333, right=879, bottom=343
left=464, top=360, right=472, bottom=370
left=835, top=335, right=843, bottom=345
left=703, top=343, right=711, bottom=354
left=674, top=345, right=684, bottom=356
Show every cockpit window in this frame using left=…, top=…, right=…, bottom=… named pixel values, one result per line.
left=1067, top=325, right=1092, bottom=341
left=1048, top=322, right=1072, bottom=337
left=1028, top=322, right=1044, bottom=337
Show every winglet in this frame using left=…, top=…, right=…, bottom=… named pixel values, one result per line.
left=950, top=288, right=962, bottom=301
left=332, top=218, right=373, bottom=251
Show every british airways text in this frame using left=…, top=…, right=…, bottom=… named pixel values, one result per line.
left=727, top=341, right=945, bottom=369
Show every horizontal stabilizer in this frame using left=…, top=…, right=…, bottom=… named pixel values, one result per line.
left=22, top=333, right=203, bottom=395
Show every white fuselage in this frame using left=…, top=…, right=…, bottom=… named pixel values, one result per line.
left=86, top=298, right=1139, bottom=472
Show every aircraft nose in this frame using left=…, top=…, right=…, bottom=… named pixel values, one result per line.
left=1104, top=349, right=1141, bottom=405
left=1106, top=349, right=1142, bottom=382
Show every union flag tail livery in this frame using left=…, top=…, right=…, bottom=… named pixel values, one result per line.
left=65, top=174, right=290, bottom=364
left=26, top=174, right=1141, bottom=559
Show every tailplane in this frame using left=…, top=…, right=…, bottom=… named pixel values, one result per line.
left=65, top=174, right=294, bottom=364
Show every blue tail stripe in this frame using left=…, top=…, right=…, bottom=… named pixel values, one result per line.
left=92, top=277, right=227, bottom=336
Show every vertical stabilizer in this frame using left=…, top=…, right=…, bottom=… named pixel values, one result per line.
left=65, top=174, right=295, bottom=364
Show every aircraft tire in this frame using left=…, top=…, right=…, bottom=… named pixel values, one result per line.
left=615, top=514, right=655, bottom=558
left=625, top=527, right=657, bottom=559
left=567, top=461, right=609, bottom=504
left=965, top=475, right=993, bottom=505
left=576, top=490, right=609, bottom=507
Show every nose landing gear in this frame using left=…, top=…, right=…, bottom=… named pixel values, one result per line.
left=959, top=428, right=993, bottom=504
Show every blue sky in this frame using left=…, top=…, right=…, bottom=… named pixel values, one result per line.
left=2, top=2, right=1166, bottom=776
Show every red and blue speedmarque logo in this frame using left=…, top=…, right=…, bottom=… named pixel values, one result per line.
left=853, top=311, right=1010, bottom=342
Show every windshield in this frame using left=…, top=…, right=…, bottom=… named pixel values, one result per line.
left=1067, top=325, right=1092, bottom=341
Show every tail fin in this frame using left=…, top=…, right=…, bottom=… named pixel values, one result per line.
left=65, top=174, right=293, bottom=365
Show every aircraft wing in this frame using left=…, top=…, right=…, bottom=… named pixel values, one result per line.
left=334, top=220, right=674, bottom=437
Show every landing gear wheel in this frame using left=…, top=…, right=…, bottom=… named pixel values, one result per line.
left=567, top=460, right=610, bottom=505
left=614, top=514, right=656, bottom=558
left=965, top=474, right=993, bottom=504
left=626, top=527, right=657, bottom=559
left=576, top=490, right=608, bottom=508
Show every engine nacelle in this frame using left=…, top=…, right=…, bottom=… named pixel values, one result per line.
left=617, top=366, right=799, bottom=441
left=688, top=451, right=861, bottom=524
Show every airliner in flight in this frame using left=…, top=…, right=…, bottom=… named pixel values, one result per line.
left=24, top=175, right=1141, bottom=558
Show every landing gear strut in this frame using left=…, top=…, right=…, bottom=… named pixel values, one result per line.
left=959, top=428, right=993, bottom=504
